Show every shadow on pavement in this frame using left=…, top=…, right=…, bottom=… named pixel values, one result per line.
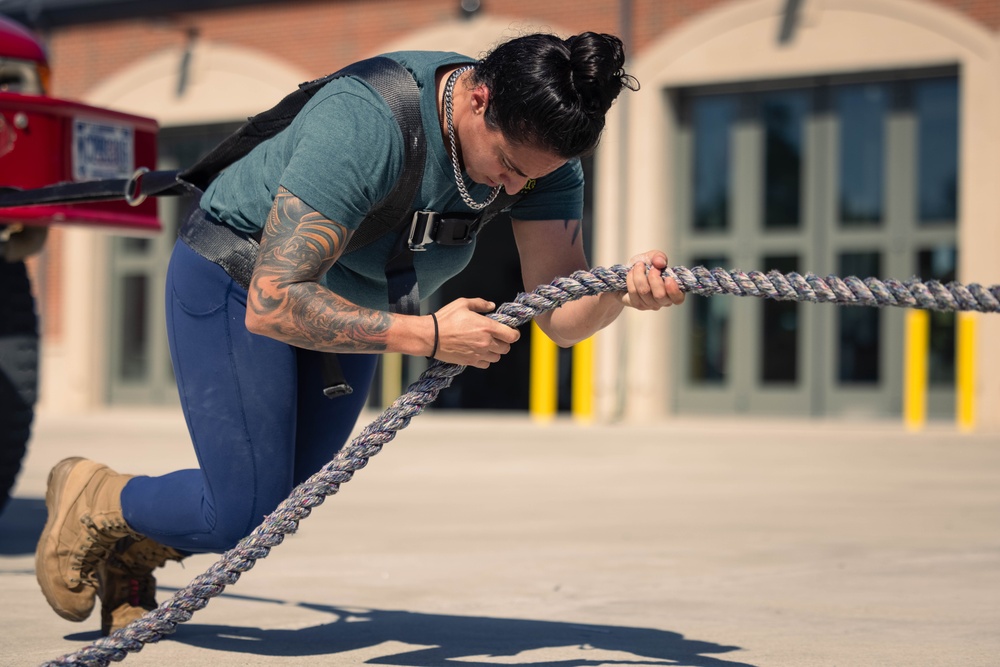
left=8, top=500, right=752, bottom=667
left=0, top=496, right=44, bottom=555
left=65, top=599, right=755, bottom=666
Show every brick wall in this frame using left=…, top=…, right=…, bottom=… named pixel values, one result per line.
left=42, top=0, right=708, bottom=99
left=928, top=0, right=1000, bottom=29
left=41, top=0, right=998, bottom=100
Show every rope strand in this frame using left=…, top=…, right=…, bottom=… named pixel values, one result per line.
left=40, top=265, right=1000, bottom=666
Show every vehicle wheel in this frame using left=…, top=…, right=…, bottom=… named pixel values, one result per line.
left=0, top=258, right=39, bottom=516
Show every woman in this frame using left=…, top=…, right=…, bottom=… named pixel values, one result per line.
left=35, top=31, right=685, bottom=636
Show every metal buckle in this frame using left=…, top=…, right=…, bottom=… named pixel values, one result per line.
left=407, top=210, right=437, bottom=251
left=433, top=214, right=478, bottom=246
left=322, top=382, right=354, bottom=399
left=407, top=210, right=481, bottom=251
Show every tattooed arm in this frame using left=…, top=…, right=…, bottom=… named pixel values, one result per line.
left=246, top=187, right=518, bottom=367
left=512, top=218, right=684, bottom=347
left=246, top=187, right=432, bottom=355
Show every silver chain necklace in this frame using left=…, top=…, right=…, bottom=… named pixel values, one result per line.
left=444, top=65, right=501, bottom=210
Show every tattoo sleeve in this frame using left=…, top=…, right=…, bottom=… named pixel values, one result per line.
left=248, top=186, right=392, bottom=352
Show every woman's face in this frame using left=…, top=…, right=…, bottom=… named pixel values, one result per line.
left=457, top=85, right=567, bottom=195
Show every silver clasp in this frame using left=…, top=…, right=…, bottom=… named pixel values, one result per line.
left=407, top=210, right=438, bottom=251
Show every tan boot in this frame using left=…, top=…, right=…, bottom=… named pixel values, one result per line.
left=97, top=536, right=185, bottom=636
left=35, top=457, right=141, bottom=622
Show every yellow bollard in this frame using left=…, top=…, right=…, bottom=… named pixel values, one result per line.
left=529, top=321, right=558, bottom=422
left=956, top=312, right=977, bottom=432
left=380, top=353, right=403, bottom=409
left=572, top=335, right=595, bottom=423
left=903, top=309, right=929, bottom=431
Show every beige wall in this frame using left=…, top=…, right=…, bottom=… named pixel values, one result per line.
left=597, top=0, right=1000, bottom=429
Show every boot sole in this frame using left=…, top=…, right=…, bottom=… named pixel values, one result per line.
left=35, top=457, right=104, bottom=622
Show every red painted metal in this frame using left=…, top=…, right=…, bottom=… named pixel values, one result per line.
left=0, top=15, right=47, bottom=63
left=0, top=93, right=161, bottom=231
left=0, top=17, right=161, bottom=232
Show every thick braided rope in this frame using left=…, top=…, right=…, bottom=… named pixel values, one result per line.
left=41, top=265, right=999, bottom=667
left=661, top=266, right=1000, bottom=312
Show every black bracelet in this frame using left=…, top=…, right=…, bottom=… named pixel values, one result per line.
left=427, top=312, right=439, bottom=360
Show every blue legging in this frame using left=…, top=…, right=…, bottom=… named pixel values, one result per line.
left=120, top=239, right=376, bottom=553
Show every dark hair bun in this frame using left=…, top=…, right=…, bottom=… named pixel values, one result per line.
left=566, top=32, right=639, bottom=117
left=475, top=31, right=640, bottom=158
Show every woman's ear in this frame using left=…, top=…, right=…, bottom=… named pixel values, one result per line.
left=470, top=84, right=490, bottom=115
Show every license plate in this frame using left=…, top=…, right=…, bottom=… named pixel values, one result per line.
left=72, top=119, right=134, bottom=181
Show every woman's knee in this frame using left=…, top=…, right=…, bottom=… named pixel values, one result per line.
left=203, top=488, right=289, bottom=551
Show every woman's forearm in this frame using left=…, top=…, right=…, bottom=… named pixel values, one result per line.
left=246, top=280, right=433, bottom=357
left=534, top=291, right=625, bottom=347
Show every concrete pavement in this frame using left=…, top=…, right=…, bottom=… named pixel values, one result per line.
left=2, top=407, right=999, bottom=666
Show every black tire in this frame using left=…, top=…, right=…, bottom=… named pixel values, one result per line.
left=0, top=258, right=39, bottom=516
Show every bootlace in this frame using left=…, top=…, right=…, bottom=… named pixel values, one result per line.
left=121, top=540, right=184, bottom=571
left=68, top=515, right=142, bottom=587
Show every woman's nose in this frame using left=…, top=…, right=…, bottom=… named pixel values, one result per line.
left=504, top=175, right=529, bottom=195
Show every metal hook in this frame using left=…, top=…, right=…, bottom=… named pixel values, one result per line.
left=124, top=167, right=150, bottom=207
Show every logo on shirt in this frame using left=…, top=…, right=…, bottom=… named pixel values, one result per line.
left=520, top=179, right=537, bottom=194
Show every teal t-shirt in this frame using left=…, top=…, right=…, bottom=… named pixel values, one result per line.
left=201, top=51, right=584, bottom=311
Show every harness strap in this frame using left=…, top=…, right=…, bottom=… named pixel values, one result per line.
left=181, top=57, right=427, bottom=398
left=384, top=189, right=524, bottom=316
left=177, top=208, right=258, bottom=289
left=0, top=169, right=192, bottom=207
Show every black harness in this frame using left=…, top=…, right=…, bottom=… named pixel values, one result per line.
left=178, top=56, right=521, bottom=396
left=182, top=56, right=518, bottom=304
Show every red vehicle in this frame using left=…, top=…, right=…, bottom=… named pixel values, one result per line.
left=0, top=15, right=159, bottom=513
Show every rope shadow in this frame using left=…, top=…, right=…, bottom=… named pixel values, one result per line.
left=69, top=599, right=755, bottom=666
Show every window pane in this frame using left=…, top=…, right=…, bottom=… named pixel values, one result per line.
left=761, top=255, right=799, bottom=383
left=119, top=274, right=148, bottom=381
left=915, top=78, right=959, bottom=224
left=918, top=247, right=956, bottom=385
left=119, top=237, right=151, bottom=254
left=689, top=257, right=729, bottom=383
left=762, top=91, right=808, bottom=229
left=692, top=95, right=737, bottom=231
left=835, top=84, right=886, bottom=226
left=838, top=252, right=881, bottom=383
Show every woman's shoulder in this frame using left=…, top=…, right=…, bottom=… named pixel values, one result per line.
left=381, top=50, right=475, bottom=69
left=301, top=51, right=468, bottom=117
left=380, top=50, right=475, bottom=87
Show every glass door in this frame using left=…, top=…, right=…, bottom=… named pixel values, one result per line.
left=674, top=70, right=958, bottom=419
left=675, top=87, right=821, bottom=416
